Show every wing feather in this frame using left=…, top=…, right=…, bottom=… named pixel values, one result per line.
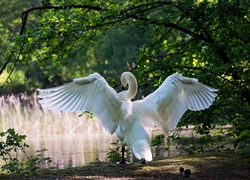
left=37, top=73, right=122, bottom=134
left=42, top=85, right=81, bottom=110
left=134, top=73, right=218, bottom=134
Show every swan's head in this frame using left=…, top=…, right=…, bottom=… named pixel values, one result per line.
left=121, top=72, right=131, bottom=87
left=119, top=72, right=138, bottom=101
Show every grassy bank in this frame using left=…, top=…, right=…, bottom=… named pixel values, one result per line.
left=0, top=151, right=249, bottom=179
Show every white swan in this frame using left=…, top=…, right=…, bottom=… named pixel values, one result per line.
left=37, top=72, right=218, bottom=163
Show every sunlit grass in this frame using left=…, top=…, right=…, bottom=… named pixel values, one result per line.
left=0, top=93, right=105, bottom=135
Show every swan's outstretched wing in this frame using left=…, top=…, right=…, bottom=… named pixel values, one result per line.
left=133, top=73, right=218, bottom=134
left=37, top=73, right=122, bottom=134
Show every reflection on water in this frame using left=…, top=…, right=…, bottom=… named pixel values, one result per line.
left=24, top=131, right=116, bottom=169
left=0, top=128, right=190, bottom=170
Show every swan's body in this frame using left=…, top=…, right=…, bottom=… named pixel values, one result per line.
left=37, top=72, right=218, bottom=162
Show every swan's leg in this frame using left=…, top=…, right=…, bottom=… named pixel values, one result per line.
left=119, top=146, right=126, bottom=164
left=139, top=158, right=146, bottom=164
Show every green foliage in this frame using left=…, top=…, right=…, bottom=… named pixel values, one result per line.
left=79, top=111, right=94, bottom=119
left=234, top=128, right=250, bottom=165
left=107, top=140, right=121, bottom=163
left=0, top=128, right=52, bottom=175
left=151, top=134, right=165, bottom=147
left=106, top=140, right=132, bottom=163
left=151, top=129, right=184, bottom=157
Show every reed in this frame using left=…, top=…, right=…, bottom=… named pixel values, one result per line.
left=0, top=93, right=105, bottom=135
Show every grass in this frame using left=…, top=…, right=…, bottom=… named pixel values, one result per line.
left=0, top=151, right=249, bottom=179
left=0, top=93, right=105, bottom=135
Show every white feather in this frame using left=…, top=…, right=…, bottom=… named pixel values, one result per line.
left=134, top=73, right=218, bottom=134
left=37, top=72, right=218, bottom=161
left=37, top=73, right=122, bottom=134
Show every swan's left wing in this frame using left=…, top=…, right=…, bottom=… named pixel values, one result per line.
left=133, top=73, right=218, bottom=134
left=37, top=73, right=122, bottom=134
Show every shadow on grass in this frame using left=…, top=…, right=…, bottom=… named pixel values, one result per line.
left=1, top=151, right=249, bottom=179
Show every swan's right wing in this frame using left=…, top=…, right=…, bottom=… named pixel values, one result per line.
left=37, top=73, right=122, bottom=134
left=133, top=73, right=218, bottom=134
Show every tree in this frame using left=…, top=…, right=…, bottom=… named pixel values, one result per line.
left=0, top=0, right=249, bottom=155
left=0, top=0, right=41, bottom=93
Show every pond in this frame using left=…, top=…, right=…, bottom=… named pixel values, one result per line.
left=0, top=128, right=191, bottom=170
left=26, top=131, right=117, bottom=169
left=0, top=131, right=117, bottom=170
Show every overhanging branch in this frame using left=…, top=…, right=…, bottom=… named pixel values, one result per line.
left=20, top=5, right=103, bottom=35
left=0, top=5, right=103, bottom=78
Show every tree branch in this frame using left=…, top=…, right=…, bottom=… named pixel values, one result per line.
left=20, top=5, right=103, bottom=35
left=1, top=5, right=103, bottom=80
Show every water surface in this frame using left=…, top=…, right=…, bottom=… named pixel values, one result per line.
left=0, top=128, right=190, bottom=170
left=24, top=131, right=116, bottom=169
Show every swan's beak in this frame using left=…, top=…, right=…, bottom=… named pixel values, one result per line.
left=121, top=85, right=125, bottom=91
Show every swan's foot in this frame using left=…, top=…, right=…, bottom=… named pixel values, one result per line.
left=139, top=158, right=147, bottom=164
left=117, top=158, right=127, bottom=164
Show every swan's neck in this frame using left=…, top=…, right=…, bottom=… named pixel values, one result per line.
left=119, top=72, right=138, bottom=101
